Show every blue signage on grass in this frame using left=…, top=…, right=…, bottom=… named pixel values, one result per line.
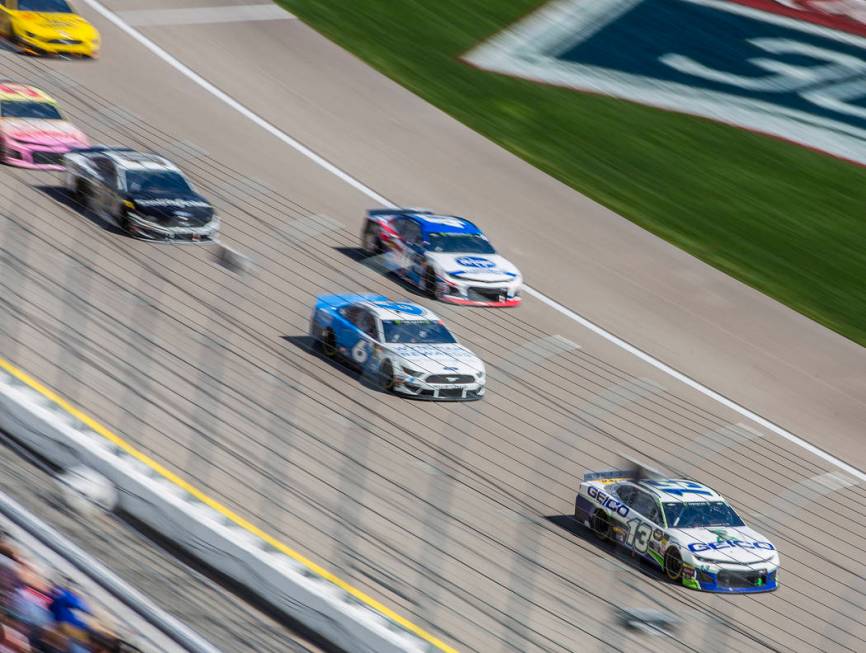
left=463, top=0, right=866, bottom=164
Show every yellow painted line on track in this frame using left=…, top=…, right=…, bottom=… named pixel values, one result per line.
left=0, top=356, right=458, bottom=653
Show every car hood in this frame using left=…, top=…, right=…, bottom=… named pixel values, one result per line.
left=129, top=192, right=214, bottom=228
left=675, top=525, right=777, bottom=564
left=427, top=252, right=521, bottom=283
left=1, top=118, right=87, bottom=146
left=388, top=343, right=483, bottom=374
left=16, top=11, right=96, bottom=36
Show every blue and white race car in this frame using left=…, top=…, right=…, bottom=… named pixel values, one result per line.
left=575, top=469, right=779, bottom=593
left=309, top=294, right=485, bottom=400
left=361, top=209, right=522, bottom=307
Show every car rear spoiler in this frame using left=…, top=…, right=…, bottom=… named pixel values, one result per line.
left=367, top=207, right=435, bottom=218
left=314, top=293, right=389, bottom=308
left=67, top=145, right=136, bottom=154
left=583, top=470, right=634, bottom=482
left=583, top=456, right=666, bottom=482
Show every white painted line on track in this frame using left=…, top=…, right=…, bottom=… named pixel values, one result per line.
left=82, top=0, right=866, bottom=484
left=117, top=4, right=294, bottom=27
left=82, top=0, right=392, bottom=207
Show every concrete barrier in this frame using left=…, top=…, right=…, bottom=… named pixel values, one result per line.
left=0, top=366, right=443, bottom=653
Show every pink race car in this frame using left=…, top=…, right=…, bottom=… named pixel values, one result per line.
left=0, top=82, right=88, bottom=170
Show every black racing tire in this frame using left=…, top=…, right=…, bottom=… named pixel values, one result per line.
left=664, top=547, right=683, bottom=582
left=8, top=29, right=20, bottom=49
left=320, top=329, right=337, bottom=358
left=379, top=360, right=396, bottom=392
left=8, top=29, right=30, bottom=55
left=117, top=209, right=130, bottom=232
left=362, top=224, right=383, bottom=255
left=73, top=179, right=89, bottom=209
left=424, top=266, right=438, bottom=299
left=590, top=509, right=611, bottom=541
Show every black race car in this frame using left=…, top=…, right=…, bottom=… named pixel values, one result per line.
left=63, top=146, right=219, bottom=243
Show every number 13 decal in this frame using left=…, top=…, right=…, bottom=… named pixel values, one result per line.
left=626, top=518, right=652, bottom=553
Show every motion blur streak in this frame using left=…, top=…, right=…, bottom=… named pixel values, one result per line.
left=88, top=0, right=866, bottom=487
left=0, top=356, right=459, bottom=653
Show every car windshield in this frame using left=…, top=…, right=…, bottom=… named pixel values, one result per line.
left=382, top=320, right=456, bottom=344
left=125, top=170, right=193, bottom=195
left=427, top=233, right=496, bottom=254
left=1, top=101, right=62, bottom=120
left=18, top=0, right=73, bottom=11
left=663, top=501, right=745, bottom=529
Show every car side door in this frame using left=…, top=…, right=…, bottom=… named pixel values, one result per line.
left=333, top=305, right=376, bottom=367
left=89, top=157, right=114, bottom=214
left=625, top=488, right=665, bottom=559
left=403, top=220, right=427, bottom=283
left=380, top=216, right=407, bottom=268
left=349, top=308, right=380, bottom=370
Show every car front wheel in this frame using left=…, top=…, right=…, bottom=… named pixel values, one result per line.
left=379, top=360, right=395, bottom=392
left=424, top=267, right=439, bottom=299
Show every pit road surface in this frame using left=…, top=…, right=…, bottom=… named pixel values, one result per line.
left=2, top=1, right=866, bottom=651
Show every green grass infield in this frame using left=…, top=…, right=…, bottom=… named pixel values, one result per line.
left=279, top=0, right=866, bottom=347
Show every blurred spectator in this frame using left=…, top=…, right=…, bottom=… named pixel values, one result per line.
left=0, top=528, right=141, bottom=653
left=30, top=626, right=68, bottom=653
left=0, top=617, right=30, bottom=653
left=48, top=580, right=91, bottom=634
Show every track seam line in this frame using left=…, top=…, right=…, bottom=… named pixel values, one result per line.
left=82, top=0, right=866, bottom=485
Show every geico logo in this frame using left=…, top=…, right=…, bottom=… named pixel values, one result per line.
left=687, top=540, right=776, bottom=553
left=586, top=486, right=629, bottom=517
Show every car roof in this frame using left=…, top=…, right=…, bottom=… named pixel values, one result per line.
left=406, top=212, right=482, bottom=236
left=634, top=479, right=725, bottom=503
left=104, top=150, right=178, bottom=172
left=0, top=83, right=54, bottom=104
left=359, top=299, right=440, bottom=322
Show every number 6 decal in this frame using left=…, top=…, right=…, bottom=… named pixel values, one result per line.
left=625, top=518, right=652, bottom=553
left=351, top=340, right=369, bottom=364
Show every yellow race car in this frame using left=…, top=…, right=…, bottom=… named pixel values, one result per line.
left=0, top=0, right=99, bottom=58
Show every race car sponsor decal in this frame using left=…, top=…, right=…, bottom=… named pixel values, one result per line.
left=687, top=539, right=776, bottom=552
left=455, top=256, right=497, bottom=269
left=391, top=344, right=476, bottom=359
left=587, top=485, right=630, bottom=517
left=372, top=301, right=425, bottom=315
left=134, top=198, right=210, bottom=208
left=463, top=0, right=866, bottom=164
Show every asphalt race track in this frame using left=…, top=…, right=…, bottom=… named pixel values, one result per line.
left=2, top=1, right=866, bottom=652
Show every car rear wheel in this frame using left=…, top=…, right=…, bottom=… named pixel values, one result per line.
left=664, top=547, right=683, bottom=581
left=424, top=267, right=439, bottom=299
left=73, top=179, right=90, bottom=209
left=362, top=225, right=382, bottom=255
left=591, top=509, right=611, bottom=541
left=8, top=29, right=21, bottom=51
left=320, top=329, right=337, bottom=358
